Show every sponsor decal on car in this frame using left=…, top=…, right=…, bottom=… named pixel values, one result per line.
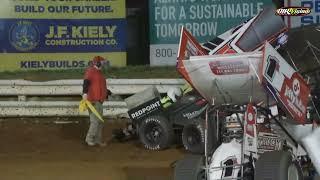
left=257, top=132, right=282, bottom=153
left=182, top=105, right=207, bottom=119
left=209, top=60, right=249, bottom=75
left=130, top=100, right=161, bottom=119
left=262, top=42, right=310, bottom=124
left=244, top=103, right=258, bottom=156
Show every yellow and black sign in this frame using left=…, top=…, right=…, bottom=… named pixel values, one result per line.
left=0, top=0, right=127, bottom=71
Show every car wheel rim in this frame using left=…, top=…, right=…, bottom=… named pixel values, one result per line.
left=145, top=122, right=163, bottom=145
left=187, top=127, right=201, bottom=146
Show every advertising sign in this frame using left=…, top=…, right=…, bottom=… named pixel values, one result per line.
left=149, top=0, right=273, bottom=66
left=284, top=0, right=319, bottom=28
left=0, top=0, right=126, bottom=71
left=262, top=42, right=311, bottom=124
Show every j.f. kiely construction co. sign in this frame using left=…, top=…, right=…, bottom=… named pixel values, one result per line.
left=0, top=0, right=127, bottom=71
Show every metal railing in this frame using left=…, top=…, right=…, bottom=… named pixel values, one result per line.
left=0, top=79, right=185, bottom=118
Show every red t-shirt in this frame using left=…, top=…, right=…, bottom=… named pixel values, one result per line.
left=84, top=67, right=107, bottom=102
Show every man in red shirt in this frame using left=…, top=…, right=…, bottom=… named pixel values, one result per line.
left=82, top=56, right=109, bottom=147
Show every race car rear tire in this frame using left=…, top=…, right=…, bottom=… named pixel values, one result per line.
left=182, top=119, right=205, bottom=154
left=254, top=151, right=303, bottom=180
left=139, top=115, right=173, bottom=150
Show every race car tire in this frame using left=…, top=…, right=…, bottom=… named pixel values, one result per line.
left=174, top=155, right=205, bottom=180
left=182, top=118, right=205, bottom=154
left=139, top=115, right=173, bottom=150
left=254, top=151, right=303, bottom=180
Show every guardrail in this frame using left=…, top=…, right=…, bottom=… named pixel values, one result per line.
left=0, top=79, right=185, bottom=96
left=0, top=79, right=185, bottom=118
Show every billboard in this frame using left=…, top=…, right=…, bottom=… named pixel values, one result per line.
left=285, top=0, right=320, bottom=28
left=0, top=0, right=126, bottom=71
left=149, top=0, right=273, bottom=66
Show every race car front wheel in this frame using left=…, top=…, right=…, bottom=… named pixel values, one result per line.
left=182, top=119, right=205, bottom=154
left=139, top=115, right=173, bottom=150
left=254, top=151, right=303, bottom=180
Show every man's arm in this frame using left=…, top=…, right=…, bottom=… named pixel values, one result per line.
left=82, top=79, right=90, bottom=100
left=107, top=89, right=112, bottom=96
left=83, top=79, right=90, bottom=94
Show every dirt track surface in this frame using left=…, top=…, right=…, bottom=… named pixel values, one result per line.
left=0, top=119, right=186, bottom=180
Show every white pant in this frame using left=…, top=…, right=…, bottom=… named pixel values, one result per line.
left=85, top=102, right=104, bottom=144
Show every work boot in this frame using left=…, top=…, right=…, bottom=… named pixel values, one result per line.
left=96, top=142, right=107, bottom=147
left=86, top=141, right=96, bottom=147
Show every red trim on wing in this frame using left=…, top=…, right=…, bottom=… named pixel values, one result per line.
left=234, top=9, right=288, bottom=52
left=177, top=27, right=207, bottom=85
left=260, top=42, right=267, bottom=84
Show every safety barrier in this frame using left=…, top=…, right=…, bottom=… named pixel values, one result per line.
left=0, top=79, right=185, bottom=118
